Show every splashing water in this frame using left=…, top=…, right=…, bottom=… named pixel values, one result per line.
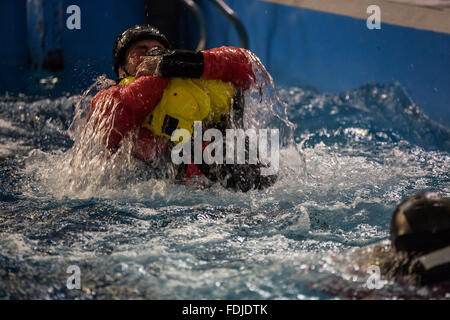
left=0, top=64, right=449, bottom=299
left=26, top=54, right=296, bottom=200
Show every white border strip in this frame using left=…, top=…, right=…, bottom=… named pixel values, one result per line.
left=264, top=0, right=450, bottom=34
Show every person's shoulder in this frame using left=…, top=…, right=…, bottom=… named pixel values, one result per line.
left=205, top=46, right=251, bottom=54
left=91, top=82, right=122, bottom=105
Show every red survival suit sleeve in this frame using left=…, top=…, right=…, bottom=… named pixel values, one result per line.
left=87, top=76, right=169, bottom=150
left=202, top=47, right=255, bottom=90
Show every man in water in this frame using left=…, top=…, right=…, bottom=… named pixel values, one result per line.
left=374, top=192, right=450, bottom=287
left=309, top=192, right=450, bottom=298
left=87, top=25, right=276, bottom=191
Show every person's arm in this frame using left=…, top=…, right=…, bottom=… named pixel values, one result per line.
left=202, top=47, right=254, bottom=90
left=87, top=76, right=168, bottom=150
left=158, top=46, right=255, bottom=89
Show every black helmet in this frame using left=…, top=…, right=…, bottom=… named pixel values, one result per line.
left=112, top=25, right=172, bottom=75
left=391, top=192, right=450, bottom=253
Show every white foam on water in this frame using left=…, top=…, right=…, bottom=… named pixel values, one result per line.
left=5, top=65, right=450, bottom=299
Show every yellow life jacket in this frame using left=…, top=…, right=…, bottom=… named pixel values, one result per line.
left=119, top=76, right=235, bottom=143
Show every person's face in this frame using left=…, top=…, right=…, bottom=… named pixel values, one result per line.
left=118, top=39, right=164, bottom=78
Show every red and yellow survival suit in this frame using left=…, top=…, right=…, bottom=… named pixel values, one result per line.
left=87, top=47, right=274, bottom=190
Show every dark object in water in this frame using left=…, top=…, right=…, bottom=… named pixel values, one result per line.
left=390, top=192, right=450, bottom=285
left=391, top=192, right=450, bottom=253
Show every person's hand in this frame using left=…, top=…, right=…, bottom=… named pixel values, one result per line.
left=135, top=56, right=163, bottom=78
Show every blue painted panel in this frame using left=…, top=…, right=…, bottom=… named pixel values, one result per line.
left=27, top=0, right=64, bottom=71
left=61, top=0, right=148, bottom=90
left=1, top=0, right=28, bottom=92
left=1, top=0, right=448, bottom=126
left=198, top=0, right=450, bottom=126
left=0, top=0, right=148, bottom=94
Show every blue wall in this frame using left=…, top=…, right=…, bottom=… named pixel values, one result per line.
left=1, top=0, right=449, bottom=126
left=198, top=0, right=450, bottom=127
left=60, top=0, right=148, bottom=89
left=1, top=0, right=28, bottom=93
left=1, top=0, right=148, bottom=94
